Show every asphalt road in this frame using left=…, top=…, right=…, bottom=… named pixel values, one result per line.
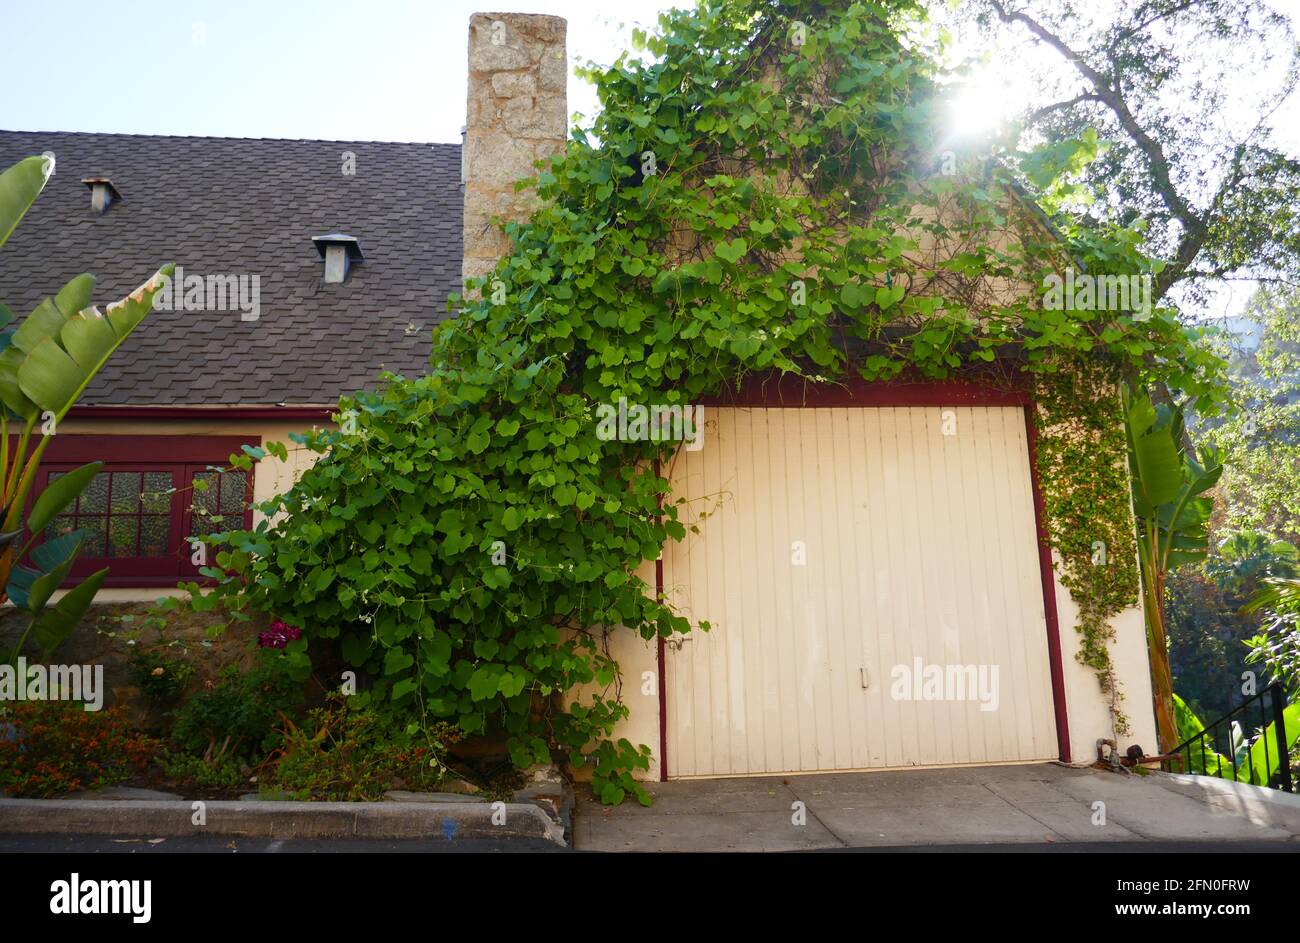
left=0, top=834, right=1293, bottom=853
left=0, top=834, right=567, bottom=853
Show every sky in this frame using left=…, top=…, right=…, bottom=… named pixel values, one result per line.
left=4, top=0, right=1296, bottom=321
left=1, top=0, right=678, bottom=143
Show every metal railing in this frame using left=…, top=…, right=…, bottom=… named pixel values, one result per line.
left=1163, top=683, right=1293, bottom=792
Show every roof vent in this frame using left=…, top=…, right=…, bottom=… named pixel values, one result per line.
left=311, top=233, right=363, bottom=284
left=81, top=176, right=122, bottom=215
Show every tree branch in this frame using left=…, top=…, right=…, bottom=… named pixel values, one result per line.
left=989, top=0, right=1208, bottom=299
left=1026, top=92, right=1101, bottom=124
left=991, top=0, right=1197, bottom=231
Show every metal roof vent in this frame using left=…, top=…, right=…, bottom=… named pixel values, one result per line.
left=81, top=176, right=122, bottom=215
left=312, top=233, right=363, bottom=284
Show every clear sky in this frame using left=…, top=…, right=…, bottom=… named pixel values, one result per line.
left=1, top=0, right=679, bottom=143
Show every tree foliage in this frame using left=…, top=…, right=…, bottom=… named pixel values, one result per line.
left=970, top=0, right=1300, bottom=304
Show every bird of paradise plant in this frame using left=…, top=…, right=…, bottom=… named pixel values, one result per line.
left=0, top=155, right=172, bottom=663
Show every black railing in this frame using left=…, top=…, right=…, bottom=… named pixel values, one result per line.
left=1163, top=683, right=1293, bottom=792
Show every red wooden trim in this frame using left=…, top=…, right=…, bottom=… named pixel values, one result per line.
left=1023, top=405, right=1073, bottom=763
left=26, top=435, right=254, bottom=464
left=31, top=439, right=259, bottom=589
left=69, top=405, right=334, bottom=421
left=654, top=458, right=669, bottom=782
left=701, top=373, right=1032, bottom=408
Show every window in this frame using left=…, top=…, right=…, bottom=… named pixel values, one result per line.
left=31, top=436, right=256, bottom=586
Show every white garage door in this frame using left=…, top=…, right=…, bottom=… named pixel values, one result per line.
left=661, top=405, right=1060, bottom=778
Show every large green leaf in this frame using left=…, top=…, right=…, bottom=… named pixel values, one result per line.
left=0, top=274, right=96, bottom=421
left=16, top=265, right=172, bottom=419
left=25, top=531, right=86, bottom=614
left=0, top=156, right=51, bottom=252
left=0, top=346, right=36, bottom=420
left=14, top=297, right=75, bottom=355
left=1173, top=693, right=1205, bottom=743
left=30, top=567, right=108, bottom=657
left=6, top=529, right=88, bottom=610
left=1242, top=702, right=1300, bottom=786
left=27, top=461, right=102, bottom=534
left=1128, top=401, right=1184, bottom=507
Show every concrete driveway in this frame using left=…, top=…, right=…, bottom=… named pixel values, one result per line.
left=574, top=763, right=1300, bottom=851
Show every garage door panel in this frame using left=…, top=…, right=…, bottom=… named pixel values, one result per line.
left=663, top=405, right=1058, bottom=778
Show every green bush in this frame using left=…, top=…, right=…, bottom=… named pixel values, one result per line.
left=0, top=702, right=160, bottom=798
left=159, top=752, right=243, bottom=790
left=171, top=653, right=301, bottom=763
left=268, top=695, right=461, bottom=801
left=127, top=647, right=195, bottom=705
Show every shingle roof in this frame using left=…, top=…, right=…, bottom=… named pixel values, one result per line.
left=0, top=131, right=463, bottom=405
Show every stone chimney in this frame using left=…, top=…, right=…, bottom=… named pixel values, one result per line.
left=462, top=12, right=568, bottom=287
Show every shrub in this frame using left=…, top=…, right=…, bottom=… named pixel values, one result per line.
left=127, top=648, right=195, bottom=705
left=170, top=653, right=301, bottom=763
left=268, top=695, right=462, bottom=801
left=0, top=702, right=159, bottom=798
left=159, top=752, right=243, bottom=790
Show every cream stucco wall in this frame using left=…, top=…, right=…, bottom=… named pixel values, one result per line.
left=1055, top=571, right=1158, bottom=763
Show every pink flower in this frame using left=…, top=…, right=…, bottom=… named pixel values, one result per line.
left=258, top=619, right=303, bottom=649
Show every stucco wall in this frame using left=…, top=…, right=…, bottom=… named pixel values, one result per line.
left=1056, top=577, right=1157, bottom=763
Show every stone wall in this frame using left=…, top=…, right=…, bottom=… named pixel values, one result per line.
left=462, top=12, right=568, bottom=286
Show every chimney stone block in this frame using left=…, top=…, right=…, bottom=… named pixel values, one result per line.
left=462, top=12, right=568, bottom=288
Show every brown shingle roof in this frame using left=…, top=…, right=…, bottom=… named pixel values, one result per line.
left=0, top=131, right=463, bottom=406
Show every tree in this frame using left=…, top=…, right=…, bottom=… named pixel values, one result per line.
left=1124, top=384, right=1223, bottom=751
left=970, top=0, right=1300, bottom=305
left=1203, top=287, right=1300, bottom=544
left=1245, top=575, right=1300, bottom=696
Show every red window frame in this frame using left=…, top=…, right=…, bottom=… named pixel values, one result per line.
left=25, top=435, right=256, bottom=588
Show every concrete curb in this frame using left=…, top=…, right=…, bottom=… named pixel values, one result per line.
left=0, top=799, right=567, bottom=845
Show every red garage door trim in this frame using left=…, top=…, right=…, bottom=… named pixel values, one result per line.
left=656, top=375, right=1071, bottom=780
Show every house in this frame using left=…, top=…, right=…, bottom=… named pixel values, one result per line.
left=0, top=11, right=1158, bottom=781
left=0, top=132, right=463, bottom=596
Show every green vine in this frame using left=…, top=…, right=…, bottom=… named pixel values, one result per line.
left=1031, top=366, right=1139, bottom=735
left=178, top=0, right=1225, bottom=801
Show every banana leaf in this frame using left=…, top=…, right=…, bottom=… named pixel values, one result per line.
left=27, top=461, right=101, bottom=534
left=12, top=267, right=171, bottom=421
left=30, top=568, right=109, bottom=657
left=0, top=155, right=51, bottom=252
left=1241, top=702, right=1300, bottom=786
left=6, top=529, right=87, bottom=611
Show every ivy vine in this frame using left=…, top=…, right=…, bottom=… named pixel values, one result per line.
left=180, top=0, right=1226, bottom=802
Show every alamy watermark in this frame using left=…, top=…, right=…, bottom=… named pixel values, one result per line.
left=153, top=265, right=261, bottom=322
left=0, top=658, right=104, bottom=711
left=595, top=398, right=704, bottom=451
left=1042, top=268, right=1152, bottom=321
left=50, top=873, right=151, bottom=923
left=890, top=658, right=999, bottom=712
